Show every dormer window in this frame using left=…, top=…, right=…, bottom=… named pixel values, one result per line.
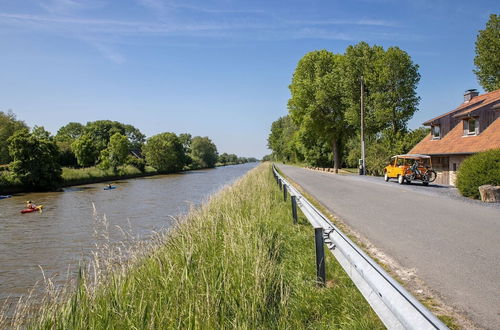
left=431, top=125, right=441, bottom=139
left=463, top=117, right=479, bottom=136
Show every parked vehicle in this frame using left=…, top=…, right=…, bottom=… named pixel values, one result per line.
left=384, top=154, right=437, bottom=186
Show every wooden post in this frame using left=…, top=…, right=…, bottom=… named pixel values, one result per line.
left=283, top=184, right=287, bottom=201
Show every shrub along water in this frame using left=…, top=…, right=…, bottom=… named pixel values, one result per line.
left=8, top=163, right=382, bottom=329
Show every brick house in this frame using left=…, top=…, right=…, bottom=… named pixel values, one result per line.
left=410, top=89, right=500, bottom=186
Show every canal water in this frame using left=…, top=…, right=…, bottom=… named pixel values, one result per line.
left=0, top=163, right=257, bottom=309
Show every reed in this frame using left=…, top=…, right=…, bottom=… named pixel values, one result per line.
left=4, top=163, right=383, bottom=329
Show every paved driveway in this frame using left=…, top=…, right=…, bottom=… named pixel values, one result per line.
left=277, top=164, right=500, bottom=329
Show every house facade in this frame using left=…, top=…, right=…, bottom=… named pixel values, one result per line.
left=410, top=89, right=500, bottom=186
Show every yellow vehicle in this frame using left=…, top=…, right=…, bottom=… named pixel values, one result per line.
left=384, top=154, right=436, bottom=185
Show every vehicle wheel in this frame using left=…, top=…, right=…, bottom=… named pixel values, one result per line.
left=384, top=172, right=389, bottom=182
left=426, top=170, right=437, bottom=182
left=398, top=175, right=404, bottom=184
left=423, top=182, right=429, bottom=186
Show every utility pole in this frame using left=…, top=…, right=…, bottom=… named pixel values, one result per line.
left=360, top=76, right=366, bottom=175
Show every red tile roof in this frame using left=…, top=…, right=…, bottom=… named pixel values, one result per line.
left=410, top=117, right=500, bottom=155
left=423, top=89, right=500, bottom=125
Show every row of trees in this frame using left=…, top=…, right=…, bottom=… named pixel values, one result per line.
left=0, top=113, right=256, bottom=189
left=268, top=14, right=499, bottom=174
left=268, top=42, right=427, bottom=174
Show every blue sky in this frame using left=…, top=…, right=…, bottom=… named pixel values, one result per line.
left=0, top=0, right=498, bottom=158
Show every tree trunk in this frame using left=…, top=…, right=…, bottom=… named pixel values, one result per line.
left=332, top=138, right=340, bottom=174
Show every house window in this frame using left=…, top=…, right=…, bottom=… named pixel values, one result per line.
left=431, top=125, right=441, bottom=139
left=463, top=118, right=479, bottom=136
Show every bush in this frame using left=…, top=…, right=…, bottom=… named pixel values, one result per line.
left=456, top=149, right=500, bottom=199
left=126, top=155, right=146, bottom=172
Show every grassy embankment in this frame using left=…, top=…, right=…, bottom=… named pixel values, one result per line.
left=0, top=165, right=157, bottom=194
left=60, top=165, right=158, bottom=186
left=7, top=163, right=383, bottom=329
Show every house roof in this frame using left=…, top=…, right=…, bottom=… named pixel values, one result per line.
left=410, top=117, right=500, bottom=155
left=423, top=89, right=500, bottom=125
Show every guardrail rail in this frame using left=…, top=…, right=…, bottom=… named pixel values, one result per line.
left=272, top=165, right=448, bottom=330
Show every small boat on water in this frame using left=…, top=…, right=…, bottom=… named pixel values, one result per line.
left=20, top=205, right=44, bottom=214
left=103, top=185, right=116, bottom=190
left=0, top=195, right=12, bottom=200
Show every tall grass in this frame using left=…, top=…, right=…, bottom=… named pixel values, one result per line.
left=5, top=163, right=383, bottom=329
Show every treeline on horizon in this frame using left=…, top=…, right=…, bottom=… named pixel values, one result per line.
left=265, top=41, right=429, bottom=175
left=0, top=111, right=258, bottom=190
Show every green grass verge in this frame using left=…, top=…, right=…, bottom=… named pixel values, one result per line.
left=61, top=165, right=157, bottom=186
left=14, top=163, right=383, bottom=329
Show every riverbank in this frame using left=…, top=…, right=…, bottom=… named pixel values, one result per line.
left=0, top=163, right=253, bottom=195
left=4, top=163, right=383, bottom=329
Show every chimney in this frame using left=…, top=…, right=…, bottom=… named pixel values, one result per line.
left=464, top=89, right=479, bottom=102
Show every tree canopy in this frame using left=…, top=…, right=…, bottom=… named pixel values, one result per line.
left=474, top=14, right=500, bottom=92
left=0, top=110, right=29, bottom=164
left=270, top=42, right=422, bottom=174
left=190, top=136, right=218, bottom=168
left=143, top=132, right=187, bottom=173
left=8, top=129, right=62, bottom=189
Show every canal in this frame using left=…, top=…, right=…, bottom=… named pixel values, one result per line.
left=0, top=163, right=257, bottom=310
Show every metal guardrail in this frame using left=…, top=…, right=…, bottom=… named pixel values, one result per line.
left=272, top=165, right=448, bottom=330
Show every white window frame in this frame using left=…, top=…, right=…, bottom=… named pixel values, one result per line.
left=463, top=118, right=479, bottom=136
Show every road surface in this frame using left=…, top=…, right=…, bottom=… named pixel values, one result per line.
left=277, top=164, right=500, bottom=329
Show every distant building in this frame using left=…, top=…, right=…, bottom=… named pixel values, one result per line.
left=410, top=89, right=500, bottom=186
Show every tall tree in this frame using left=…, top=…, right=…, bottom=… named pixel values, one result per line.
left=143, top=132, right=187, bottom=173
left=55, top=122, right=84, bottom=142
left=190, top=136, right=218, bottom=168
left=99, top=133, right=130, bottom=172
left=267, top=115, right=301, bottom=163
left=72, top=134, right=99, bottom=167
left=0, top=110, right=28, bottom=164
left=8, top=129, right=62, bottom=189
left=474, top=14, right=500, bottom=92
left=288, top=50, right=348, bottom=172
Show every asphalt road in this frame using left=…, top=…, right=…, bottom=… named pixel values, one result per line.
left=277, top=164, right=500, bottom=329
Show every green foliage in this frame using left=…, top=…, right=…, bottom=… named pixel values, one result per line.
left=55, top=122, right=84, bottom=167
left=346, top=128, right=430, bottom=175
left=126, top=155, right=146, bottom=172
left=342, top=43, right=420, bottom=136
left=98, top=133, right=130, bottom=172
left=456, top=149, right=500, bottom=199
left=0, top=110, right=29, bottom=164
left=70, top=120, right=145, bottom=166
left=267, top=116, right=302, bottom=163
left=288, top=49, right=347, bottom=170
left=143, top=132, right=187, bottom=173
left=8, top=129, right=62, bottom=189
left=72, top=134, right=99, bottom=167
left=269, top=42, right=421, bottom=171
left=474, top=14, right=500, bottom=92
left=56, top=122, right=84, bottom=142
left=190, top=136, right=218, bottom=168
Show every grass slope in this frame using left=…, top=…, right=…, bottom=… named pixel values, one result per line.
left=22, top=163, right=383, bottom=329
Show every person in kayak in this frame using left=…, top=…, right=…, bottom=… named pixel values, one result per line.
left=106, top=184, right=112, bottom=189
left=26, top=200, right=37, bottom=209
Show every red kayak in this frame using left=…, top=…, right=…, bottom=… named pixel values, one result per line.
left=20, top=205, right=43, bottom=214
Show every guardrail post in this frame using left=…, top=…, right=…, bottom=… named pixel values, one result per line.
left=283, top=184, right=287, bottom=201
left=278, top=178, right=282, bottom=191
left=315, top=228, right=326, bottom=286
left=291, top=195, right=298, bottom=224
